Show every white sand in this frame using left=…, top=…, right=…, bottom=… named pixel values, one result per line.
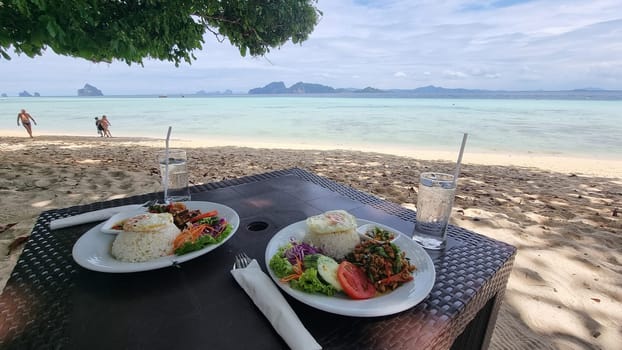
left=1, top=134, right=620, bottom=349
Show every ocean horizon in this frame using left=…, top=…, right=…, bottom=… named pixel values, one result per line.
left=2, top=96, right=621, bottom=159
left=6, top=83, right=622, bottom=99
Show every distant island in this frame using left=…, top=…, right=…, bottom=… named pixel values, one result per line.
left=250, top=81, right=337, bottom=94
left=248, top=82, right=622, bottom=100
left=3, top=82, right=620, bottom=100
left=195, top=89, right=233, bottom=95
left=78, top=84, right=103, bottom=96
left=250, top=81, right=366, bottom=94
left=18, top=90, right=40, bottom=97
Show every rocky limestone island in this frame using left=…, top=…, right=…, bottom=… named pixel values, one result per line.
left=249, top=81, right=338, bottom=94
left=19, top=91, right=40, bottom=97
left=78, top=84, right=103, bottom=96
left=248, top=81, right=385, bottom=94
left=248, top=81, right=289, bottom=94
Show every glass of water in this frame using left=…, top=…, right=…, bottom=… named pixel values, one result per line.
left=157, top=149, right=190, bottom=203
left=412, top=172, right=456, bottom=250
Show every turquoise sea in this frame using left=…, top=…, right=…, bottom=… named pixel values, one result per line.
left=1, top=96, right=621, bottom=158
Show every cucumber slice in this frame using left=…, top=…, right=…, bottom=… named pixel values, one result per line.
left=316, top=255, right=342, bottom=291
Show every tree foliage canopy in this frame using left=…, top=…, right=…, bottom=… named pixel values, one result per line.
left=0, top=0, right=321, bottom=65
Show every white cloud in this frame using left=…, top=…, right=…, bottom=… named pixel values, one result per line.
left=443, top=70, right=468, bottom=79
left=1, top=0, right=621, bottom=94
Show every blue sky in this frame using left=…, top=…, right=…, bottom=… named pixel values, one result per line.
left=1, top=0, right=621, bottom=95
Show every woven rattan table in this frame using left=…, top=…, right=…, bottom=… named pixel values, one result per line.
left=0, top=168, right=515, bottom=350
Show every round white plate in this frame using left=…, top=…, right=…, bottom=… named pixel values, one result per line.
left=264, top=219, right=436, bottom=317
left=73, top=201, right=240, bottom=273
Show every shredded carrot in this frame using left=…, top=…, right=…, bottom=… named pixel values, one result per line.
left=190, top=210, right=218, bottom=223
left=173, top=233, right=193, bottom=251
left=280, top=257, right=304, bottom=282
left=173, top=224, right=206, bottom=250
left=186, top=224, right=206, bottom=237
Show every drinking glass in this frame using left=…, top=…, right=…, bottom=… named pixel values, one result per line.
left=157, top=149, right=190, bottom=203
left=412, top=172, right=456, bottom=250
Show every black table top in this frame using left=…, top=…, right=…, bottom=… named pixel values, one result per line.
left=0, top=168, right=516, bottom=350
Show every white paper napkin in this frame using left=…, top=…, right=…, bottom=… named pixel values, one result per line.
left=49, top=204, right=143, bottom=230
left=231, top=259, right=322, bottom=350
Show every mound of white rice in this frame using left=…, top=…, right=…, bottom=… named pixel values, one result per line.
left=304, top=229, right=361, bottom=260
left=111, top=213, right=180, bottom=262
left=303, top=210, right=360, bottom=259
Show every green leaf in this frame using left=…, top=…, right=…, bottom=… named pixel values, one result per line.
left=46, top=21, right=57, bottom=38
left=1, top=0, right=321, bottom=64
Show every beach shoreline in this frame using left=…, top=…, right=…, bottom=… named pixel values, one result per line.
left=1, top=134, right=620, bottom=349
left=3, top=131, right=621, bottom=178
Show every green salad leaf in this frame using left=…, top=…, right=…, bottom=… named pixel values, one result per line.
left=269, top=243, right=336, bottom=296
left=290, top=268, right=336, bottom=296
left=269, top=245, right=294, bottom=278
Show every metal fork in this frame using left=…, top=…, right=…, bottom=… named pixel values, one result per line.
left=234, top=252, right=252, bottom=269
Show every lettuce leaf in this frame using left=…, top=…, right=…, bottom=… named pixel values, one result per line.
left=269, top=251, right=294, bottom=278
left=290, top=268, right=336, bottom=296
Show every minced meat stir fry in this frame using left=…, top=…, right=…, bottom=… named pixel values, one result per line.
left=345, top=240, right=417, bottom=293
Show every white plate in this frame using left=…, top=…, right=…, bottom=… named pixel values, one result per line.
left=264, top=219, right=436, bottom=317
left=73, top=201, right=240, bottom=273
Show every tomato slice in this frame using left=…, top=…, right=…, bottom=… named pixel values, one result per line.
left=337, top=261, right=376, bottom=300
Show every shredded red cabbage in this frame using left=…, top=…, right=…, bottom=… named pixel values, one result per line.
left=197, top=217, right=228, bottom=237
left=285, top=240, right=321, bottom=264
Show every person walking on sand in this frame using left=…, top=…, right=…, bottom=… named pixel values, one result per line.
left=17, top=109, right=37, bottom=138
left=94, top=117, right=104, bottom=137
left=101, top=115, right=112, bottom=137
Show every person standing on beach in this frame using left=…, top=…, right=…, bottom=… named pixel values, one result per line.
left=101, top=115, right=112, bottom=137
left=94, top=117, right=104, bottom=137
left=17, top=109, right=37, bottom=138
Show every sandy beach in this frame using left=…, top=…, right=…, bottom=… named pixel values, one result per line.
left=1, top=134, right=620, bottom=349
